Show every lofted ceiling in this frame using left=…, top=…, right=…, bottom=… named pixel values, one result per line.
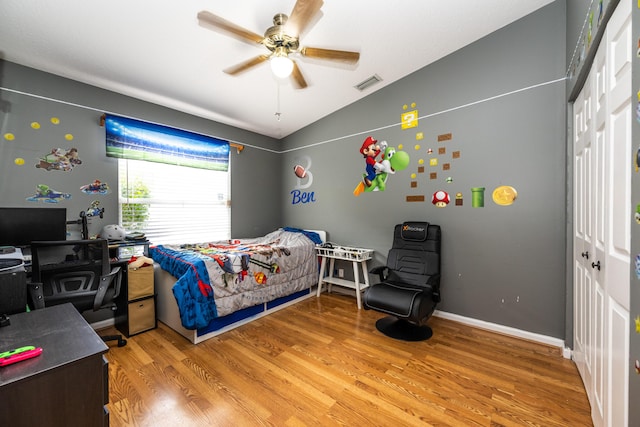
left=0, top=0, right=555, bottom=139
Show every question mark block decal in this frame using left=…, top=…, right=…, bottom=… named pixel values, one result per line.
left=401, top=110, right=418, bottom=129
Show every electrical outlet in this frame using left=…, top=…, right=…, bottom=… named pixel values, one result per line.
left=338, top=268, right=344, bottom=278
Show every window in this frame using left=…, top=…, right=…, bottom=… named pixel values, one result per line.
left=105, top=114, right=230, bottom=245
left=118, top=159, right=230, bottom=245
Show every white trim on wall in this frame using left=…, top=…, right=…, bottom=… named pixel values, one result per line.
left=434, top=310, right=568, bottom=357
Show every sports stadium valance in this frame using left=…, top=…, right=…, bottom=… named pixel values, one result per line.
left=104, top=114, right=229, bottom=171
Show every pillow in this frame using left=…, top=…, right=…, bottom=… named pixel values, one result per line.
left=400, top=222, right=429, bottom=241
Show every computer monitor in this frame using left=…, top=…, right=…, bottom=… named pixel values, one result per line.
left=0, top=207, right=67, bottom=248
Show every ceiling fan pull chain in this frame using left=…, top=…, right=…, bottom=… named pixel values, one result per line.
left=275, top=83, right=282, bottom=121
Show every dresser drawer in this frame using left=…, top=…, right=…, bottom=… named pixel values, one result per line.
left=127, top=297, right=156, bottom=335
left=128, top=266, right=154, bottom=300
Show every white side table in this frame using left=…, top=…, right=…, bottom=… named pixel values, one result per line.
left=315, top=245, right=374, bottom=309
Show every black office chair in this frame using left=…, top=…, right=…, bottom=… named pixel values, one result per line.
left=29, top=239, right=127, bottom=347
left=363, top=221, right=441, bottom=341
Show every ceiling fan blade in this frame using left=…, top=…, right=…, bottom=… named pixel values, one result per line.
left=300, top=46, right=360, bottom=64
left=285, top=0, right=324, bottom=36
left=223, top=55, right=269, bottom=75
left=197, top=11, right=264, bottom=45
left=291, top=61, right=308, bottom=89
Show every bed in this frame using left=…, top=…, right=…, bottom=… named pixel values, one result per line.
left=150, top=228, right=325, bottom=343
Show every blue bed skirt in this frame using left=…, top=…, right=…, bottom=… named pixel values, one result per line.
left=196, top=288, right=311, bottom=337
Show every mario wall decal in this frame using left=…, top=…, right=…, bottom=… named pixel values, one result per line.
left=360, top=136, right=380, bottom=187
left=354, top=136, right=410, bottom=196
left=80, top=179, right=111, bottom=195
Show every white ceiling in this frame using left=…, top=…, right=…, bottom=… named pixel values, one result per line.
left=0, top=0, right=554, bottom=139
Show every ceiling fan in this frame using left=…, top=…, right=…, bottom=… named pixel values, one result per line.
left=197, top=0, right=360, bottom=89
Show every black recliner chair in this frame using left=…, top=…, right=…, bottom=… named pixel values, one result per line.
left=363, top=221, right=441, bottom=341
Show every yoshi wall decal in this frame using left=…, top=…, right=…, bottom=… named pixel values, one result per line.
left=353, top=136, right=410, bottom=197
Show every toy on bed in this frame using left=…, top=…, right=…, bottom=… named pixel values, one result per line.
left=150, top=227, right=324, bottom=343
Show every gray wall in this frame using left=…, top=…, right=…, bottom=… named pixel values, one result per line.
left=281, top=2, right=567, bottom=339
left=1, top=2, right=570, bottom=341
left=0, top=60, right=282, bottom=239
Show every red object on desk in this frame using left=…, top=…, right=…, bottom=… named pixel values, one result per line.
left=0, top=347, right=43, bottom=367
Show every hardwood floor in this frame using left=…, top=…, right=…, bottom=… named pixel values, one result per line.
left=102, top=293, right=592, bottom=426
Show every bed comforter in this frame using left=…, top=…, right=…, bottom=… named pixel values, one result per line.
left=150, top=228, right=320, bottom=329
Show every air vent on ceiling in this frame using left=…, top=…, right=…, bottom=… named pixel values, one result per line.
left=354, top=74, right=382, bottom=91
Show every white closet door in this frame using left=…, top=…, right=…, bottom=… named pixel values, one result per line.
left=572, top=1, right=630, bottom=426
left=603, top=1, right=631, bottom=425
left=593, top=38, right=607, bottom=427
left=573, top=68, right=594, bottom=398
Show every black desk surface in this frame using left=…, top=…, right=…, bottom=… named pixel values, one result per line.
left=0, top=303, right=108, bottom=386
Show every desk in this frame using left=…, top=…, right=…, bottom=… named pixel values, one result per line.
left=316, top=245, right=373, bottom=309
left=0, top=303, right=109, bottom=427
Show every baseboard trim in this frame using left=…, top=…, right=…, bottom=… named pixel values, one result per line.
left=434, top=310, right=568, bottom=356
left=90, top=309, right=573, bottom=359
left=90, top=317, right=115, bottom=331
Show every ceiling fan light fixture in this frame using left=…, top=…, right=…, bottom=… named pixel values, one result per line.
left=198, top=1, right=358, bottom=89
left=270, top=51, right=294, bottom=78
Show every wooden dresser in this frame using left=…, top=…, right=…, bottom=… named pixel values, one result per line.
left=0, top=303, right=110, bottom=427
